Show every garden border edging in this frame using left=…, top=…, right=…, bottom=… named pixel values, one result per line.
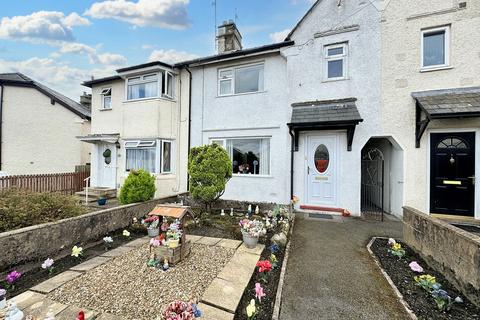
left=367, top=237, right=418, bottom=320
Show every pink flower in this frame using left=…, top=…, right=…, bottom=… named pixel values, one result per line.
left=6, top=271, right=21, bottom=284
left=150, top=238, right=161, bottom=247
left=254, top=283, right=265, bottom=302
left=409, top=261, right=424, bottom=273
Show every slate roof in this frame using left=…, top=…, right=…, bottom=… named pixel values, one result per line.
left=0, top=73, right=90, bottom=119
left=412, top=87, right=480, bottom=118
left=290, top=98, right=363, bottom=125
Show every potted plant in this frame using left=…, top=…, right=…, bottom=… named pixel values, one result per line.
left=143, top=216, right=160, bottom=237
left=0, top=288, right=6, bottom=309
left=97, top=198, right=107, bottom=206
left=239, top=219, right=266, bottom=249
left=166, top=220, right=182, bottom=248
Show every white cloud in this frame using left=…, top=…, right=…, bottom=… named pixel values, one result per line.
left=58, top=42, right=127, bottom=66
left=85, top=0, right=190, bottom=29
left=0, top=57, right=114, bottom=100
left=269, top=29, right=291, bottom=43
left=0, top=11, right=90, bottom=43
left=149, top=49, right=198, bottom=64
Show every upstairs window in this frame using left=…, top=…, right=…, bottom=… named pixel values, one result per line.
left=101, top=88, right=112, bottom=109
left=218, top=64, right=264, bottom=96
left=324, top=43, right=348, bottom=80
left=422, top=26, right=450, bottom=69
left=126, top=71, right=175, bottom=101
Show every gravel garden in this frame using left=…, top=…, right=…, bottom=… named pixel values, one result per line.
left=370, top=237, right=480, bottom=320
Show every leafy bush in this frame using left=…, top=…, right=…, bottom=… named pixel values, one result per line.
left=119, top=169, right=156, bottom=204
left=188, top=144, right=232, bottom=210
left=0, top=188, right=86, bottom=233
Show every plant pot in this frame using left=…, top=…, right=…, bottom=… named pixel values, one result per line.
left=147, top=227, right=159, bottom=238
left=97, top=198, right=107, bottom=206
left=242, top=232, right=259, bottom=249
left=169, top=239, right=179, bottom=248
left=0, top=297, right=5, bottom=309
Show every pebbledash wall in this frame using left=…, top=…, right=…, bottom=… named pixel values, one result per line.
left=0, top=194, right=183, bottom=270
left=403, top=207, right=480, bottom=307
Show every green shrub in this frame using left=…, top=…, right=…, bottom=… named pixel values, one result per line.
left=119, top=169, right=156, bottom=204
left=188, top=144, right=232, bottom=210
left=0, top=188, right=86, bottom=233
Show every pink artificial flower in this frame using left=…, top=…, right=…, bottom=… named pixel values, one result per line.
left=254, top=283, right=266, bottom=302
left=409, top=261, right=424, bottom=273
left=150, top=238, right=161, bottom=247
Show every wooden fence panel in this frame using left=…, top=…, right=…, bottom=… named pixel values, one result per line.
left=0, top=171, right=90, bottom=195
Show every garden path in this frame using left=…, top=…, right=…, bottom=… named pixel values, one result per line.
left=279, top=214, right=410, bottom=320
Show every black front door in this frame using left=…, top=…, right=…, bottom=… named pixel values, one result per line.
left=430, top=132, right=475, bottom=216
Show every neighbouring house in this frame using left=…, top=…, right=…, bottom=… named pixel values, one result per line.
left=80, top=63, right=189, bottom=199
left=0, top=73, right=91, bottom=175
left=381, top=0, right=480, bottom=220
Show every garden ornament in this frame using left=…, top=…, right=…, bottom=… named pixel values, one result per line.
left=255, top=205, right=259, bottom=215
left=163, top=258, right=169, bottom=271
left=221, top=209, right=225, bottom=216
left=5, top=301, right=23, bottom=320
left=230, top=208, right=234, bottom=216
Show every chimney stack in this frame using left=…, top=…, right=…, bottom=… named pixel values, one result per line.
left=216, top=20, right=242, bottom=54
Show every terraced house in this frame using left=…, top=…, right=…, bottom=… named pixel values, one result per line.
left=83, top=0, right=480, bottom=220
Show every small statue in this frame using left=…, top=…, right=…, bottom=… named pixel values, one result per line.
left=163, top=257, right=169, bottom=271
left=220, top=209, right=225, bottom=216
left=247, top=205, right=252, bottom=217
left=230, top=208, right=234, bottom=217
left=147, top=254, right=158, bottom=267
left=255, top=205, right=260, bottom=215
left=5, top=301, right=23, bottom=320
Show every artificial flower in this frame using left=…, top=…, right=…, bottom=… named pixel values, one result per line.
left=191, top=303, right=202, bottom=318
left=269, top=244, right=280, bottom=253
left=254, top=283, right=266, bottom=302
left=150, top=238, right=161, bottom=247
left=71, top=246, right=83, bottom=258
left=392, top=243, right=402, bottom=251
left=270, top=254, right=277, bottom=264
left=291, top=195, right=299, bottom=204
left=103, top=236, right=113, bottom=243
left=123, top=230, right=131, bottom=237
left=76, top=311, right=85, bottom=320
left=388, top=238, right=397, bottom=246
left=41, top=258, right=54, bottom=270
left=0, top=288, right=6, bottom=299
left=409, top=261, right=424, bottom=273
left=6, top=271, right=21, bottom=284
left=246, top=299, right=256, bottom=318
left=256, top=260, right=272, bottom=273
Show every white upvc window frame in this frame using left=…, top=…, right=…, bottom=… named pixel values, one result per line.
left=324, top=43, right=348, bottom=81
left=420, top=25, right=450, bottom=71
left=163, top=71, right=175, bottom=99
left=100, top=87, right=112, bottom=109
left=124, top=139, right=174, bottom=175
left=217, top=63, right=264, bottom=97
left=126, top=73, right=160, bottom=101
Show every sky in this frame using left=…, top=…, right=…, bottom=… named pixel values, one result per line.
left=0, top=0, right=314, bottom=101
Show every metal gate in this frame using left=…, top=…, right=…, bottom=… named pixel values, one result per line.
left=361, top=148, right=385, bottom=221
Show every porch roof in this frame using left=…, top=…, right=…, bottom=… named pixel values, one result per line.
left=412, top=86, right=480, bottom=118
left=77, top=133, right=119, bottom=144
left=287, top=98, right=363, bottom=151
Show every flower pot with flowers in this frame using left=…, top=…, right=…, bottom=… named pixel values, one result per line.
left=166, top=220, right=182, bottom=248
left=239, top=219, right=266, bottom=249
left=0, top=288, right=6, bottom=309
left=162, top=300, right=202, bottom=320
left=143, top=216, right=160, bottom=237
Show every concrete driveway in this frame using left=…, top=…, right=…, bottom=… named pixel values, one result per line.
left=279, top=214, right=410, bottom=320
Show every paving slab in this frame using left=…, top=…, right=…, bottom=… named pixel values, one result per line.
left=201, top=277, right=245, bottom=313
left=23, top=298, right=67, bottom=318
left=216, top=238, right=242, bottom=249
left=237, top=243, right=265, bottom=256
left=70, top=256, right=111, bottom=272
left=217, top=257, right=257, bottom=285
left=100, top=245, right=135, bottom=257
left=56, top=305, right=99, bottom=320
left=197, top=303, right=234, bottom=320
left=11, top=291, right=46, bottom=310
left=31, top=271, right=82, bottom=294
left=95, top=313, right=124, bottom=320
left=123, top=236, right=150, bottom=247
left=186, top=234, right=204, bottom=243
left=196, top=236, right=222, bottom=246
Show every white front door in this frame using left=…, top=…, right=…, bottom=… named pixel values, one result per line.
left=97, top=143, right=117, bottom=188
left=306, top=135, right=338, bottom=205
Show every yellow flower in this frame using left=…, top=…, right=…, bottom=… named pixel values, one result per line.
left=123, top=230, right=131, bottom=237
left=71, top=246, right=83, bottom=258
left=246, top=299, right=256, bottom=318
left=392, top=243, right=402, bottom=251
left=270, top=254, right=277, bottom=263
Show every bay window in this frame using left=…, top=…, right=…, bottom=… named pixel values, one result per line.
left=126, top=71, right=175, bottom=101
left=125, top=140, right=174, bottom=174
left=218, top=63, right=264, bottom=96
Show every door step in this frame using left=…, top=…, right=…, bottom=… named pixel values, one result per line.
left=299, top=205, right=350, bottom=216
left=75, top=187, right=117, bottom=202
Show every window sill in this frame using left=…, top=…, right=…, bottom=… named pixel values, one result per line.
left=420, top=65, right=453, bottom=73
left=156, top=174, right=176, bottom=180
left=232, top=174, right=273, bottom=179
left=322, top=77, right=348, bottom=83
left=217, top=90, right=267, bottom=98
left=99, top=108, right=113, bottom=111
left=123, top=96, right=176, bottom=104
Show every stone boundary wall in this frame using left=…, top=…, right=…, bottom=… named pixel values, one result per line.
left=180, top=194, right=289, bottom=212
left=403, top=206, right=480, bottom=307
left=0, top=194, right=184, bottom=270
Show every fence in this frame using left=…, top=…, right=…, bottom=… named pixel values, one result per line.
left=0, top=171, right=90, bottom=195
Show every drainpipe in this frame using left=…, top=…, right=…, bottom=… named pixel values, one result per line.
left=185, top=67, right=192, bottom=191
left=288, top=127, right=294, bottom=200
left=0, top=84, right=3, bottom=171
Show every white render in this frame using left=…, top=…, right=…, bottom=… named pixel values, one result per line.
left=0, top=85, right=90, bottom=175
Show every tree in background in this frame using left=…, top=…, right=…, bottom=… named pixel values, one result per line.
left=119, top=169, right=156, bottom=204
left=188, top=144, right=232, bottom=211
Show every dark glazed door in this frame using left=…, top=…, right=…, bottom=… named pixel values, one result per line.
left=430, top=132, right=475, bottom=216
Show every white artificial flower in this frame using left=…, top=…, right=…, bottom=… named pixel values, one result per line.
left=388, top=238, right=396, bottom=246
left=103, top=236, right=113, bottom=243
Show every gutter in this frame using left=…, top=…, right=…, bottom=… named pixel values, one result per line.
left=185, top=67, right=193, bottom=191
left=0, top=84, right=3, bottom=170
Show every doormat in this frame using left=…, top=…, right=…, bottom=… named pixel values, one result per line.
left=308, top=213, right=333, bottom=220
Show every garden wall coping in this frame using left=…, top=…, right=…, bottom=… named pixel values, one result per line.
left=0, top=193, right=184, bottom=270
left=403, top=206, right=480, bottom=307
